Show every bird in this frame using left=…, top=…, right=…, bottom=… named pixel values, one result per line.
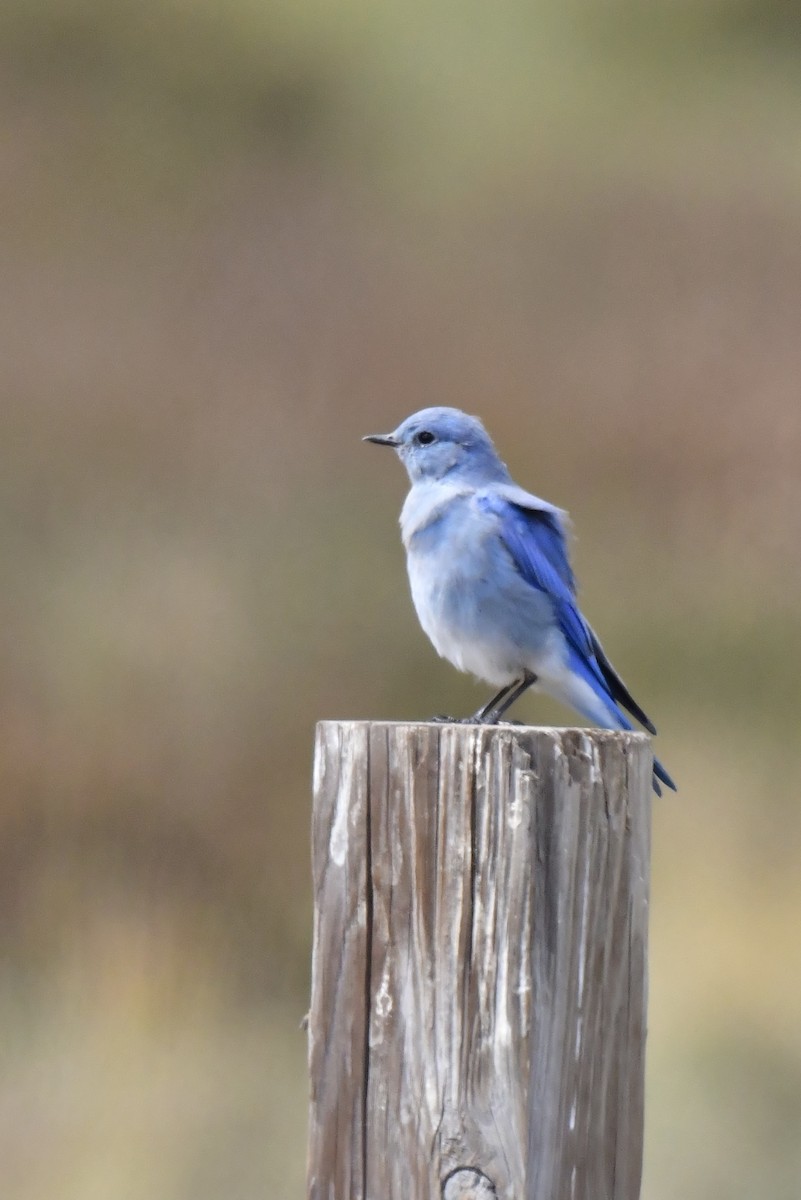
left=364, top=406, right=676, bottom=795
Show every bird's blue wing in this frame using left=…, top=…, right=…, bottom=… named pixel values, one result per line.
left=477, top=487, right=673, bottom=792
left=477, top=490, right=594, bottom=663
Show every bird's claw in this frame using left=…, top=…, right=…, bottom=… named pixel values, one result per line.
left=430, top=713, right=525, bottom=726
left=470, top=712, right=525, bottom=726
left=430, top=715, right=484, bottom=725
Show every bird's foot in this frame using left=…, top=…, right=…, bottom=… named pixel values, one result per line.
left=470, top=710, right=526, bottom=726
left=432, top=712, right=526, bottom=727
left=466, top=711, right=510, bottom=725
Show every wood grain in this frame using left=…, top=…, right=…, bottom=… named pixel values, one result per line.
left=307, top=723, right=652, bottom=1200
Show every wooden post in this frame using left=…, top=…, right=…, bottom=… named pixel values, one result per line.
left=307, top=722, right=652, bottom=1200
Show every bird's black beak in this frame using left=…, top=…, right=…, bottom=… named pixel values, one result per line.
left=363, top=433, right=399, bottom=447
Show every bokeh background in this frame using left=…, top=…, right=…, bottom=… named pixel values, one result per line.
left=2, top=2, right=801, bottom=1196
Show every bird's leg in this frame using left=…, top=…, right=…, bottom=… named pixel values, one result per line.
left=483, top=671, right=538, bottom=723
left=431, top=681, right=519, bottom=724
left=471, top=681, right=523, bottom=723
left=431, top=675, right=536, bottom=725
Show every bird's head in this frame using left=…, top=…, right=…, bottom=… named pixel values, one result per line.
left=363, top=407, right=508, bottom=485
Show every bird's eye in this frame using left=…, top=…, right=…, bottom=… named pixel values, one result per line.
left=415, top=430, right=436, bottom=446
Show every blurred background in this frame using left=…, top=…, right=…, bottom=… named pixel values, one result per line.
left=1, top=1, right=800, bottom=1196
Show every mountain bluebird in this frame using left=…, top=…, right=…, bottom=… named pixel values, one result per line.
left=364, top=406, right=675, bottom=795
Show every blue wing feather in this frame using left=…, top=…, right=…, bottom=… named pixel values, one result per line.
left=476, top=490, right=676, bottom=794
left=478, top=492, right=595, bottom=666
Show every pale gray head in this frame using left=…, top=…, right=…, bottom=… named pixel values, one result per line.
left=363, top=407, right=510, bottom=485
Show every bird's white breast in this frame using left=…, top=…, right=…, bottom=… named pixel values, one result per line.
left=400, top=481, right=472, bottom=547
left=401, top=484, right=522, bottom=684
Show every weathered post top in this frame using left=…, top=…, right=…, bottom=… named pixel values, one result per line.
left=307, top=722, right=652, bottom=1200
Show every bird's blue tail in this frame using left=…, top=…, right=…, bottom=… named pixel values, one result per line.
left=557, top=648, right=677, bottom=796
